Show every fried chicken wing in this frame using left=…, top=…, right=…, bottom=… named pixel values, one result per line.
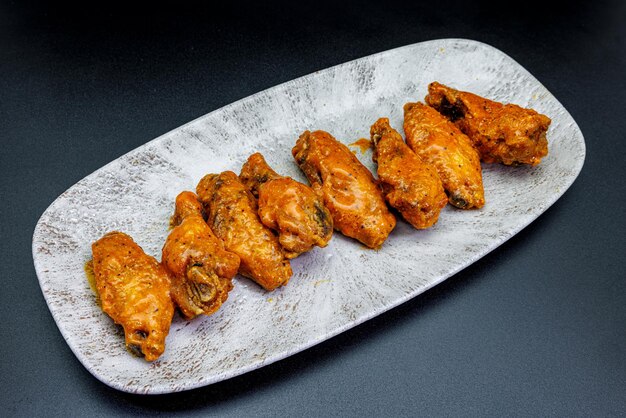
left=425, top=82, right=551, bottom=166
left=403, top=102, right=485, bottom=209
left=162, top=191, right=240, bottom=320
left=196, top=171, right=292, bottom=291
left=91, top=231, right=174, bottom=361
left=239, top=153, right=333, bottom=258
left=370, top=118, right=448, bottom=229
left=292, top=130, right=395, bottom=248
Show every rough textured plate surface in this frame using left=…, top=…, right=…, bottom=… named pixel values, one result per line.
left=32, top=39, right=585, bottom=394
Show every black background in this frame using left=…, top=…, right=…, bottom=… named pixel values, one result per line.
left=2, top=0, right=625, bottom=416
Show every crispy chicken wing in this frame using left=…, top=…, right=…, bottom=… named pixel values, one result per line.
left=91, top=231, right=174, bottom=361
left=403, top=102, right=485, bottom=209
left=239, top=153, right=333, bottom=258
left=371, top=118, right=448, bottom=229
left=292, top=130, right=395, bottom=248
left=425, top=82, right=551, bottom=166
left=196, top=171, right=292, bottom=291
left=162, top=191, right=240, bottom=320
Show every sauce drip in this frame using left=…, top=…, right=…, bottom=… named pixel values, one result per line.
left=84, top=260, right=101, bottom=306
left=349, top=138, right=372, bottom=154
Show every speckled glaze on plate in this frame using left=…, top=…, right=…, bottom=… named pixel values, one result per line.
left=32, top=39, right=585, bottom=394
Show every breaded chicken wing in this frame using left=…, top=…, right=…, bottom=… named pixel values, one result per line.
left=162, top=191, right=240, bottom=320
left=403, top=102, right=485, bottom=209
left=239, top=153, right=333, bottom=258
left=425, top=82, right=550, bottom=166
left=292, top=130, right=395, bottom=248
left=196, top=171, right=292, bottom=291
left=371, top=118, right=448, bottom=229
left=91, top=231, right=174, bottom=361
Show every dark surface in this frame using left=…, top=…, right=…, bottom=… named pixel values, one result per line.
left=2, top=0, right=625, bottom=416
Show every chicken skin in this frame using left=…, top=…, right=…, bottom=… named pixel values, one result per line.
left=91, top=231, right=174, bottom=361
left=425, top=82, right=550, bottom=166
left=196, top=171, right=292, bottom=291
left=170, top=189, right=206, bottom=227
left=292, top=130, right=395, bottom=248
left=371, top=118, right=448, bottom=229
left=403, top=102, right=485, bottom=209
left=162, top=191, right=240, bottom=320
left=239, top=153, right=333, bottom=258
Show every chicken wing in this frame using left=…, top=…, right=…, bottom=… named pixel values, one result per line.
left=162, top=191, right=240, bottom=320
left=425, top=82, right=550, bottom=166
left=403, top=102, right=485, bottom=209
left=292, top=130, right=395, bottom=248
left=239, top=153, right=333, bottom=258
left=91, top=231, right=174, bottom=361
left=371, top=118, right=448, bottom=229
left=196, top=171, right=292, bottom=291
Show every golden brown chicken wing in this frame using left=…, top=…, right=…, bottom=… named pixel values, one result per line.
left=403, top=102, right=485, bottom=209
left=196, top=171, right=292, bottom=291
left=425, top=82, right=551, bottom=166
left=162, top=191, right=240, bottom=320
left=292, top=130, right=395, bottom=248
left=239, top=153, right=333, bottom=258
left=370, top=118, right=448, bottom=229
left=91, top=231, right=174, bottom=361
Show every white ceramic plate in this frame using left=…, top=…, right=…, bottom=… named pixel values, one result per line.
left=32, top=39, right=585, bottom=394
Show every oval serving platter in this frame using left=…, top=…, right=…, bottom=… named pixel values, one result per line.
left=32, top=39, right=585, bottom=394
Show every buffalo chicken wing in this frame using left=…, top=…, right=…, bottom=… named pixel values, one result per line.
left=91, top=231, right=174, bottom=361
left=403, top=102, right=485, bottom=209
left=162, top=191, right=240, bottom=319
left=426, top=82, right=550, bottom=166
left=240, top=153, right=333, bottom=258
left=196, top=171, right=292, bottom=291
left=371, top=118, right=448, bottom=229
left=292, top=130, right=396, bottom=249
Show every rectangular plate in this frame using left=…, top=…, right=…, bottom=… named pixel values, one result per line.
left=32, top=39, right=585, bottom=394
